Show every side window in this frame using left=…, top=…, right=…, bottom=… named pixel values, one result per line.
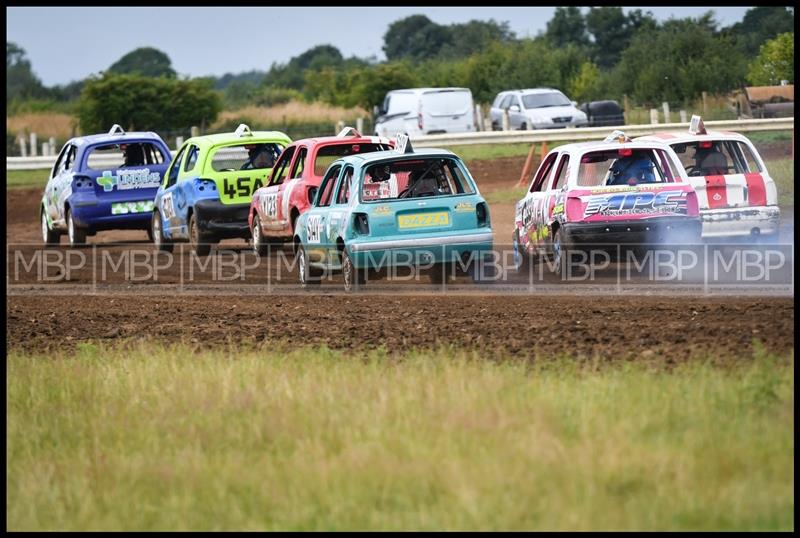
left=335, top=166, right=354, bottom=205
left=530, top=153, right=559, bottom=192
left=551, top=155, right=570, bottom=190
left=317, top=165, right=342, bottom=208
left=51, top=144, right=70, bottom=178
left=63, top=145, right=77, bottom=172
left=269, top=146, right=296, bottom=186
left=733, top=141, right=762, bottom=173
left=166, top=146, right=186, bottom=188
left=183, top=145, right=199, bottom=172
left=290, top=147, right=307, bottom=179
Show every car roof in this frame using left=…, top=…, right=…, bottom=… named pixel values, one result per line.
left=501, top=88, right=563, bottom=96
left=389, top=87, right=471, bottom=94
left=71, top=131, right=165, bottom=147
left=635, top=130, right=751, bottom=145
left=554, top=139, right=676, bottom=154
left=290, top=133, right=393, bottom=147
left=185, top=130, right=292, bottom=149
left=337, top=147, right=459, bottom=166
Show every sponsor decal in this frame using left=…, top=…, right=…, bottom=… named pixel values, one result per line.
left=373, top=205, right=392, bottom=215
left=583, top=190, right=688, bottom=218
left=454, top=202, right=474, bottom=212
left=97, top=168, right=161, bottom=192
left=111, top=201, right=156, bottom=215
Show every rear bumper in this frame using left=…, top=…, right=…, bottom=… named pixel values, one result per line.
left=563, top=217, right=702, bottom=245
left=700, top=206, right=780, bottom=238
left=346, top=230, right=494, bottom=270
left=195, top=199, right=251, bottom=237
left=69, top=194, right=155, bottom=230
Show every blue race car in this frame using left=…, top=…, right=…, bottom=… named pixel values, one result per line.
left=293, top=135, right=494, bottom=291
left=40, top=124, right=172, bottom=246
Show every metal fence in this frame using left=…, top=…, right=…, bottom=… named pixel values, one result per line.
left=6, top=117, right=794, bottom=171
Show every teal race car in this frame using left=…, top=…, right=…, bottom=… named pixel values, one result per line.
left=293, top=136, right=493, bottom=291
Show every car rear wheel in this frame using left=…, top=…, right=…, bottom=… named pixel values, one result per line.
left=252, top=217, right=269, bottom=257
left=189, top=213, right=212, bottom=257
left=152, top=211, right=174, bottom=253
left=297, top=246, right=320, bottom=288
left=342, top=249, right=364, bottom=292
left=41, top=208, right=60, bottom=246
left=66, top=208, right=86, bottom=247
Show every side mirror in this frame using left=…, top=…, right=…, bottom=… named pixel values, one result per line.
left=373, top=105, right=380, bottom=117
left=571, top=101, right=578, bottom=107
left=509, top=104, right=520, bottom=113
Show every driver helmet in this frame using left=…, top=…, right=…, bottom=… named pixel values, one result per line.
left=609, top=156, right=655, bottom=185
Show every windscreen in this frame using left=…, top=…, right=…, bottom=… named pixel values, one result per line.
left=522, top=92, right=571, bottom=109
left=313, top=142, right=393, bottom=176
left=423, top=90, right=472, bottom=116
left=577, top=149, right=670, bottom=187
left=361, top=157, right=475, bottom=202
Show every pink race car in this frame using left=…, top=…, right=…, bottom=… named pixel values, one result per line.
left=636, top=116, right=780, bottom=240
left=249, top=128, right=394, bottom=255
left=513, top=131, right=702, bottom=273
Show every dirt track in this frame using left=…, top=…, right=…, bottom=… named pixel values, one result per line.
left=6, top=151, right=794, bottom=358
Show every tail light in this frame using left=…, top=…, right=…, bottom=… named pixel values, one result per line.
left=72, top=175, right=93, bottom=190
left=618, top=148, right=632, bottom=157
left=194, top=178, right=217, bottom=192
left=418, top=101, right=424, bottom=132
left=699, top=140, right=713, bottom=149
left=565, top=196, right=583, bottom=222
left=476, top=202, right=489, bottom=227
left=353, top=212, right=369, bottom=235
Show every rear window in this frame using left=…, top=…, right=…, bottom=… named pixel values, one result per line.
left=211, top=142, right=285, bottom=172
left=361, top=157, right=475, bottom=202
left=670, top=140, right=760, bottom=176
left=313, top=142, right=392, bottom=176
left=423, top=90, right=472, bottom=116
left=86, top=142, right=167, bottom=171
left=577, top=148, right=671, bottom=187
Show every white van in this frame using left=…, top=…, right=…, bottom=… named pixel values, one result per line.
left=373, top=87, right=476, bottom=137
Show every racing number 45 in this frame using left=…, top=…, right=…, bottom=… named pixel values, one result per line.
left=223, top=177, right=262, bottom=199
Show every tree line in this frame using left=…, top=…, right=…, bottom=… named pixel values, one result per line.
left=6, top=6, right=794, bottom=135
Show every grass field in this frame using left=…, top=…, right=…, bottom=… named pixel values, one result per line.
left=6, top=342, right=794, bottom=531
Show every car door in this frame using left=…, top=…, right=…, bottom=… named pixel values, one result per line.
left=509, top=95, right=527, bottom=129
left=303, top=163, right=342, bottom=267
left=518, top=151, right=559, bottom=251
left=328, top=164, right=354, bottom=246
left=157, top=144, right=188, bottom=238
left=44, top=143, right=77, bottom=225
left=258, top=144, right=298, bottom=231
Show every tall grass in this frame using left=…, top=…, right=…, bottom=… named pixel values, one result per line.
left=7, top=342, right=794, bottom=531
left=7, top=112, right=77, bottom=140
left=211, top=101, right=369, bottom=133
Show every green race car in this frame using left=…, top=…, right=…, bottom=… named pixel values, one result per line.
left=151, top=124, right=292, bottom=255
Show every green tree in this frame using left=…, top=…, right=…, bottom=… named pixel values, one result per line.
left=439, top=19, right=516, bottom=60
left=108, top=47, right=176, bottom=78
left=383, top=15, right=451, bottom=62
left=586, top=7, right=657, bottom=69
left=545, top=7, right=590, bottom=48
left=725, top=7, right=795, bottom=57
left=568, top=61, right=602, bottom=102
left=264, top=45, right=364, bottom=91
left=747, top=32, right=794, bottom=86
left=78, top=73, right=221, bottom=133
left=6, top=42, right=48, bottom=102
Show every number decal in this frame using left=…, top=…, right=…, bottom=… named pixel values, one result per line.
left=223, top=178, right=237, bottom=199
left=222, top=177, right=259, bottom=200
left=262, top=193, right=278, bottom=218
left=161, top=193, right=175, bottom=219
left=307, top=215, right=322, bottom=244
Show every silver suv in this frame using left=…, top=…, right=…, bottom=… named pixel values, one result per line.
left=489, top=88, right=588, bottom=130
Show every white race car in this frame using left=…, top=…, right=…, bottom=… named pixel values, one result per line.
left=636, top=116, right=780, bottom=240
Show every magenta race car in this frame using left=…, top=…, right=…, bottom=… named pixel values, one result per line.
left=512, top=131, right=702, bottom=273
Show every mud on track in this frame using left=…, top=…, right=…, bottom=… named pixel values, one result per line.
left=7, top=294, right=794, bottom=360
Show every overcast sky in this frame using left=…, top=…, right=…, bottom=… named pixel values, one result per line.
left=7, top=6, right=753, bottom=86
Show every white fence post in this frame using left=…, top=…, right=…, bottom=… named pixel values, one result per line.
left=502, top=110, right=510, bottom=131
left=356, top=117, right=364, bottom=133
left=679, top=110, right=687, bottom=123
left=335, top=120, right=345, bottom=134
left=29, top=133, right=38, bottom=157
left=475, top=104, right=484, bottom=131
left=649, top=109, right=659, bottom=125
left=662, top=102, right=671, bottom=124
left=175, top=136, right=184, bottom=150
left=41, top=142, right=49, bottom=156
left=190, top=126, right=199, bottom=138
left=18, top=135, right=27, bottom=158
left=49, top=137, right=56, bottom=156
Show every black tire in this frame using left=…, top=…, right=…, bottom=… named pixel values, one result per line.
left=41, top=208, right=60, bottom=246
left=297, top=245, right=321, bottom=288
left=146, top=224, right=154, bottom=242
left=513, top=229, right=531, bottom=273
left=252, top=216, right=269, bottom=257
left=552, top=227, right=572, bottom=276
left=491, top=121, right=500, bottom=131
left=151, top=211, right=174, bottom=253
left=341, top=249, right=365, bottom=292
left=189, top=212, right=212, bottom=257
left=520, top=122, right=528, bottom=131
left=66, top=208, right=86, bottom=247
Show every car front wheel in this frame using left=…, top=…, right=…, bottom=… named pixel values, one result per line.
left=252, top=217, right=268, bottom=257
left=297, top=246, right=320, bottom=288
left=152, top=211, right=174, bottom=253
left=189, top=213, right=212, bottom=257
